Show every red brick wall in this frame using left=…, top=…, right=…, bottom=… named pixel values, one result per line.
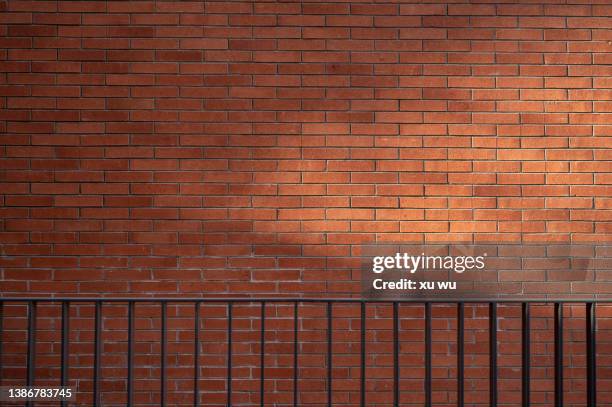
left=1, top=0, right=610, bottom=297
left=0, top=1, right=611, bottom=406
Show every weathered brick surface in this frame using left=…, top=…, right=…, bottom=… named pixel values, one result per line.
left=0, top=1, right=611, bottom=406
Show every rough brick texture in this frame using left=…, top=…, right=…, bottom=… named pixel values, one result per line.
left=0, top=0, right=611, bottom=406
left=0, top=0, right=610, bottom=297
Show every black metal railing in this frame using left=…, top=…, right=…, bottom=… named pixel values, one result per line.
left=0, top=297, right=604, bottom=407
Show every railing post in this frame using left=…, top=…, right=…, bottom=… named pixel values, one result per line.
left=425, top=303, right=431, bottom=407
left=554, top=303, right=563, bottom=407
left=489, top=303, right=497, bottom=407
left=61, top=301, right=70, bottom=407
left=293, top=301, right=298, bottom=407
left=586, top=302, right=596, bottom=407
left=360, top=302, right=366, bottom=407
left=93, top=301, right=102, bottom=407
left=127, top=301, right=135, bottom=407
left=260, top=301, right=265, bottom=407
left=161, top=301, right=167, bottom=407
left=194, top=302, right=200, bottom=407
left=522, top=303, right=530, bottom=407
left=327, top=302, right=332, bottom=407
left=26, top=301, right=37, bottom=407
left=227, top=302, right=232, bottom=407
left=0, top=301, right=3, bottom=386
left=457, top=303, right=464, bottom=407
left=393, top=302, right=399, bottom=407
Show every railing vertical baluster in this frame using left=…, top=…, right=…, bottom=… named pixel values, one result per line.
left=425, top=303, right=431, bottom=407
left=260, top=302, right=265, bottom=407
left=522, top=303, right=530, bottom=407
left=127, top=301, right=135, bottom=407
left=61, top=301, right=70, bottom=407
left=489, top=303, right=497, bottom=407
left=0, top=301, right=3, bottom=385
left=161, top=302, right=167, bottom=407
left=360, top=302, right=366, bottom=407
left=327, top=302, right=332, bottom=407
left=94, top=301, right=102, bottom=407
left=457, top=303, right=464, bottom=407
left=586, top=302, right=596, bottom=407
left=27, top=301, right=37, bottom=385
left=293, top=302, right=298, bottom=407
left=26, top=301, right=36, bottom=407
left=393, top=302, right=399, bottom=407
left=194, top=302, right=200, bottom=407
left=554, top=303, right=563, bottom=407
left=227, top=302, right=232, bottom=407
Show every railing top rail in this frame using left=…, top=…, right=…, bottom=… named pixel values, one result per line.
left=0, top=297, right=611, bottom=303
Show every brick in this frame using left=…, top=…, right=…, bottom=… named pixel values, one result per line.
left=546, top=77, right=593, bottom=89
left=350, top=196, right=398, bottom=209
